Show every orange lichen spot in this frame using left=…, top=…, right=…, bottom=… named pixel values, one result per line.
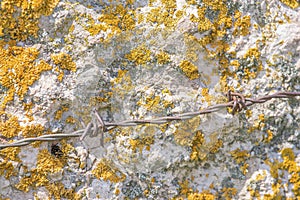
left=280, top=0, right=299, bottom=9
left=115, top=70, right=129, bottom=85
left=139, top=94, right=160, bottom=111
left=144, top=189, right=149, bottom=197
left=37, top=149, right=64, bottom=173
left=290, top=173, right=300, bottom=196
left=233, top=15, right=251, bottom=36
left=16, top=149, right=64, bottom=192
left=21, top=124, right=44, bottom=138
left=0, top=47, right=52, bottom=108
left=230, top=148, right=250, bottom=164
left=265, top=159, right=281, bottom=179
left=221, top=187, right=237, bottom=200
left=146, top=0, right=183, bottom=31
left=92, top=159, right=126, bottom=183
left=111, top=70, right=133, bottom=100
left=46, top=182, right=79, bottom=200
left=209, top=139, right=223, bottom=154
left=230, top=60, right=240, bottom=69
left=264, top=148, right=300, bottom=196
left=125, top=44, right=151, bottom=65
left=56, top=68, right=64, bottom=82
left=247, top=113, right=265, bottom=133
left=244, top=48, right=261, bottom=61
left=0, top=147, right=20, bottom=178
left=162, top=99, right=174, bottom=109
left=190, top=130, right=205, bottom=161
left=178, top=180, right=193, bottom=196
left=240, top=163, right=249, bottom=175
left=201, top=88, right=213, bottom=104
left=86, top=17, right=110, bottom=36
left=137, top=89, right=174, bottom=112
left=0, top=115, right=20, bottom=138
left=0, top=147, right=20, bottom=161
left=198, top=17, right=213, bottom=33
left=174, top=116, right=201, bottom=147
left=60, top=140, right=75, bottom=155
left=156, top=51, right=170, bottom=65
left=187, top=191, right=215, bottom=200
left=255, top=170, right=267, bottom=181
left=0, top=0, right=59, bottom=41
left=263, top=129, right=273, bottom=143
left=245, top=109, right=252, bottom=118
left=179, top=60, right=200, bottom=80
left=0, top=159, right=18, bottom=179
left=115, top=188, right=120, bottom=195
left=23, top=102, right=34, bottom=121
left=54, top=105, right=69, bottom=120
left=280, top=148, right=297, bottom=173
left=66, top=116, right=76, bottom=124
left=51, top=52, right=77, bottom=72
left=129, top=126, right=155, bottom=153
left=83, top=4, right=136, bottom=40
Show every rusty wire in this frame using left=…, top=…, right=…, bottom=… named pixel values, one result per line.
left=0, top=91, right=299, bottom=150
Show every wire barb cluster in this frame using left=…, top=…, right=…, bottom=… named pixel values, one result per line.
left=0, top=91, right=299, bottom=150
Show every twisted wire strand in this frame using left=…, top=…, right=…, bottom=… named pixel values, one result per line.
left=0, top=91, right=299, bottom=150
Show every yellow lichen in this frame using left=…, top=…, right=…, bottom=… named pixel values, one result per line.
left=0, top=115, right=20, bottom=138
left=174, top=116, right=201, bottom=146
left=178, top=180, right=193, bottom=197
left=187, top=191, right=215, bottom=200
left=190, top=130, right=205, bottom=161
left=264, top=148, right=300, bottom=197
left=247, top=113, right=265, bottom=133
left=54, top=105, right=69, bottom=120
left=16, top=149, right=65, bottom=192
left=221, top=187, right=237, bottom=200
left=255, top=170, right=267, bottom=181
left=136, top=88, right=174, bottom=112
left=113, top=69, right=129, bottom=84
left=0, top=147, right=20, bottom=178
left=280, top=0, right=299, bottom=9
left=36, top=149, right=64, bottom=173
left=65, top=116, right=76, bottom=124
left=51, top=53, right=77, bottom=81
left=125, top=44, right=152, bottom=65
left=21, top=124, right=44, bottom=138
left=84, top=4, right=136, bottom=40
left=233, top=15, right=251, bottom=36
left=60, top=140, right=75, bottom=155
left=263, top=129, right=273, bottom=143
left=209, top=139, right=223, bottom=154
left=201, top=88, right=213, bottom=105
left=240, top=163, right=249, bottom=175
left=156, top=51, right=170, bottom=65
left=230, top=148, right=250, bottom=164
left=46, top=182, right=80, bottom=200
left=145, top=5, right=181, bottom=31
left=178, top=60, right=200, bottom=80
left=0, top=0, right=59, bottom=41
left=92, top=159, right=126, bottom=183
left=129, top=125, right=155, bottom=153
left=0, top=159, right=18, bottom=179
left=0, top=47, right=52, bottom=108
left=138, top=94, right=161, bottom=111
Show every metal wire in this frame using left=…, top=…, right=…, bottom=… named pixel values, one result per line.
left=0, top=91, right=299, bottom=150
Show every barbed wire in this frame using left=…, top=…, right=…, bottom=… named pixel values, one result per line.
left=0, top=91, right=299, bottom=150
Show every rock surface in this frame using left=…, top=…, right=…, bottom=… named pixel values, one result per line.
left=0, top=0, right=299, bottom=199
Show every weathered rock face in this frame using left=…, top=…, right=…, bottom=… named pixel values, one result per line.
left=0, top=0, right=299, bottom=199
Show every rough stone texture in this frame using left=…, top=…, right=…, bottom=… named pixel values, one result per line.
left=0, top=0, right=299, bottom=199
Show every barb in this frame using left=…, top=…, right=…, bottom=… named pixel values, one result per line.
left=0, top=91, right=299, bottom=150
